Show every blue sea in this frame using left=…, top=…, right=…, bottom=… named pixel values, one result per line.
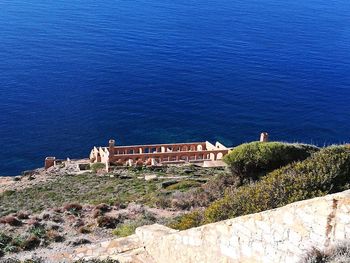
left=1, top=0, right=350, bottom=175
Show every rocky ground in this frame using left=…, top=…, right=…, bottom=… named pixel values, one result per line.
left=0, top=169, right=50, bottom=194
left=0, top=202, right=180, bottom=262
left=0, top=164, right=228, bottom=261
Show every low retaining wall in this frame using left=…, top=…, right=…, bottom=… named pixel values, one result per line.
left=139, top=190, right=350, bottom=263
left=55, top=190, right=350, bottom=263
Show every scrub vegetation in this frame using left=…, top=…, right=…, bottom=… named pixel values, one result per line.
left=1, top=142, right=350, bottom=259
left=169, top=143, right=350, bottom=230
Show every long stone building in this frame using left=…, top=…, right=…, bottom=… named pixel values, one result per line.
left=89, top=139, right=230, bottom=170
left=89, top=133, right=270, bottom=170
left=44, top=133, right=269, bottom=171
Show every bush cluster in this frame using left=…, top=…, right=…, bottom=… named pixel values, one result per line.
left=63, top=203, right=83, bottom=212
left=223, top=141, right=319, bottom=185
left=0, top=223, right=65, bottom=257
left=90, top=163, right=106, bottom=173
left=299, top=241, right=350, bottom=263
left=165, top=180, right=202, bottom=191
left=0, top=216, right=22, bottom=226
left=0, top=232, right=40, bottom=256
left=112, top=223, right=136, bottom=237
left=155, top=173, right=237, bottom=211
left=112, top=210, right=158, bottom=237
left=205, top=145, right=350, bottom=223
left=97, top=216, right=120, bottom=229
left=168, top=211, right=203, bottom=230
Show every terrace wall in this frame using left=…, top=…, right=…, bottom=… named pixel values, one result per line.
left=141, top=190, right=350, bottom=263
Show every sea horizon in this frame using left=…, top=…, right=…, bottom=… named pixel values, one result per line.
left=1, top=0, right=350, bottom=176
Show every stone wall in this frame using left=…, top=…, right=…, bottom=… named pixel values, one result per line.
left=55, top=190, right=350, bottom=263
left=50, top=234, right=153, bottom=263
left=141, top=190, right=350, bottom=263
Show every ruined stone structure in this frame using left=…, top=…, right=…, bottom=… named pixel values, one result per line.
left=89, top=140, right=230, bottom=169
left=44, top=157, right=56, bottom=169
left=260, top=132, right=269, bottom=142
left=45, top=132, right=270, bottom=170
left=44, top=157, right=91, bottom=172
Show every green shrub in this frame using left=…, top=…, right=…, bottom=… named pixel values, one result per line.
left=168, top=211, right=203, bottom=230
left=2, top=190, right=15, bottom=197
left=161, top=180, right=180, bottom=188
left=112, top=223, right=137, bottom=237
left=10, top=235, right=26, bottom=248
left=0, top=232, right=12, bottom=250
left=3, top=243, right=19, bottom=253
left=29, top=225, right=47, bottom=239
left=205, top=145, right=350, bottom=223
left=90, top=162, right=106, bottom=172
left=1, top=232, right=43, bottom=252
left=166, top=180, right=202, bottom=191
left=112, top=215, right=156, bottom=237
left=223, top=142, right=319, bottom=184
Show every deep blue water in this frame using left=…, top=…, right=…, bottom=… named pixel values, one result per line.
left=1, top=0, right=350, bottom=175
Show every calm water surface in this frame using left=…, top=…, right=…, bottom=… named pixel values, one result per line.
left=1, top=0, right=350, bottom=175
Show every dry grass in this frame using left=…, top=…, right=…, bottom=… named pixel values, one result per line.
left=0, top=167, right=225, bottom=217
left=300, top=242, right=350, bottom=263
left=0, top=216, right=22, bottom=226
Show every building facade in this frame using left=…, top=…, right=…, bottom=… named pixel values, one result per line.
left=89, top=139, right=230, bottom=170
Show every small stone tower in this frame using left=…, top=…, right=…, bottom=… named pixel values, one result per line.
left=109, top=139, right=115, bottom=155
left=45, top=157, right=56, bottom=169
left=260, top=132, right=269, bottom=142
